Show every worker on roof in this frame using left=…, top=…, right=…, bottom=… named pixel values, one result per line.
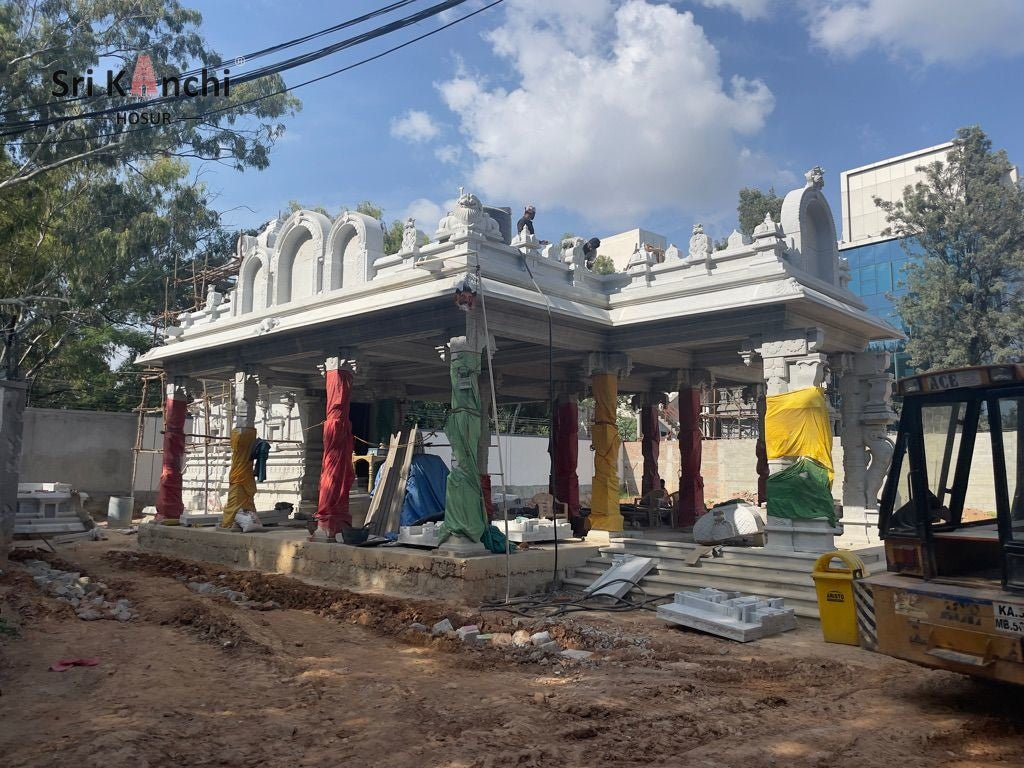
left=516, top=204, right=536, bottom=237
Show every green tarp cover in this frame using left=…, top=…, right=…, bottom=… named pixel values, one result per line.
left=765, top=457, right=837, bottom=526
left=440, top=350, right=488, bottom=543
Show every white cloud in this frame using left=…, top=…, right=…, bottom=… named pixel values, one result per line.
left=389, top=109, right=441, bottom=143
left=437, top=0, right=775, bottom=225
left=434, top=144, right=462, bottom=164
left=692, top=0, right=773, bottom=21
left=402, top=197, right=449, bottom=229
left=809, top=0, right=1024, bottom=64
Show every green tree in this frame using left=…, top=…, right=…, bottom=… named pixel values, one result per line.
left=877, top=126, right=1024, bottom=369
left=0, top=0, right=298, bottom=192
left=737, top=187, right=783, bottom=237
left=591, top=254, right=616, bottom=274
left=0, top=0, right=300, bottom=381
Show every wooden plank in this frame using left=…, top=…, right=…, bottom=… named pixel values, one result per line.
left=383, top=425, right=418, bottom=536
left=363, top=430, right=401, bottom=536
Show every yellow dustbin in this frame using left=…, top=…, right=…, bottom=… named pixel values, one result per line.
left=811, top=550, right=866, bottom=645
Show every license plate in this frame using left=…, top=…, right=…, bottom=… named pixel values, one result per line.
left=928, top=370, right=983, bottom=391
left=994, top=601, right=1024, bottom=635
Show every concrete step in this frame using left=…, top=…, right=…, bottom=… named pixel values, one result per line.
left=566, top=557, right=823, bottom=619
left=14, top=522, right=87, bottom=534
left=606, top=539, right=884, bottom=572
left=563, top=572, right=821, bottom=618
left=574, top=559, right=820, bottom=591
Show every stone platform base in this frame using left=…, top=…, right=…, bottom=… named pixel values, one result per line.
left=138, top=524, right=600, bottom=604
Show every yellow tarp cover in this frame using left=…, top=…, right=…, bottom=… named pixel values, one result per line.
left=589, top=373, right=623, bottom=532
left=220, top=427, right=257, bottom=528
left=765, top=386, right=833, bottom=483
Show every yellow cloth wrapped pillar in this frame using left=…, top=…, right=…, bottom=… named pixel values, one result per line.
left=765, top=386, right=834, bottom=483
left=589, top=372, right=623, bottom=532
left=220, top=427, right=258, bottom=528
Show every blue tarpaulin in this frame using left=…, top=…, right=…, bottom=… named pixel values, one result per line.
left=372, top=453, right=450, bottom=527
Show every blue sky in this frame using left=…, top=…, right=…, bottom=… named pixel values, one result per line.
left=187, top=0, right=1024, bottom=248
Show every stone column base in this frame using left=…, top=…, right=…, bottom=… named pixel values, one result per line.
left=835, top=506, right=880, bottom=548
left=764, top=515, right=843, bottom=553
left=438, top=533, right=489, bottom=556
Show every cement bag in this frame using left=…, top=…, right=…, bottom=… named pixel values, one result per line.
left=234, top=510, right=263, bottom=533
left=765, top=387, right=833, bottom=483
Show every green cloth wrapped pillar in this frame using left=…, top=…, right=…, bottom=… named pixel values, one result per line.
left=440, top=350, right=488, bottom=543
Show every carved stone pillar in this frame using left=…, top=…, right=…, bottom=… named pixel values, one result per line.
left=552, top=389, right=583, bottom=535
left=220, top=370, right=258, bottom=528
left=836, top=350, right=895, bottom=547
left=639, top=392, right=663, bottom=498
left=296, top=390, right=326, bottom=518
left=587, top=352, right=630, bottom=532
left=675, top=371, right=706, bottom=528
left=753, top=329, right=841, bottom=552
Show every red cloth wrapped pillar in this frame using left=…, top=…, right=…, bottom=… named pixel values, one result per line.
left=155, top=385, right=187, bottom=521
left=552, top=397, right=581, bottom=521
left=640, top=403, right=662, bottom=497
left=316, top=365, right=354, bottom=537
left=676, top=387, right=704, bottom=527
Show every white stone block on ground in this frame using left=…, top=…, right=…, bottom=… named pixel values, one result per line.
left=502, top=518, right=572, bottom=543
left=584, top=554, right=655, bottom=599
left=397, top=522, right=442, bottom=549
left=657, top=587, right=796, bottom=642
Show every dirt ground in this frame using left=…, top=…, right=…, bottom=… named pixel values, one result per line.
left=2, top=536, right=1023, bottom=768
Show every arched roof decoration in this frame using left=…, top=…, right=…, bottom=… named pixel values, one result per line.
left=274, top=210, right=332, bottom=304
left=780, top=166, right=840, bottom=286
left=326, top=209, right=386, bottom=291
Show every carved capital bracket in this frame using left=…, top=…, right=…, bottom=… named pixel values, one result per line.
left=586, top=352, right=631, bottom=378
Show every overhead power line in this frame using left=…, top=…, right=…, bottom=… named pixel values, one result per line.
left=1, top=0, right=503, bottom=149
left=0, top=0, right=471, bottom=136
left=0, top=0, right=420, bottom=121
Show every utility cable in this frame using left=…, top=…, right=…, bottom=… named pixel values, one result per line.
left=1, top=0, right=470, bottom=135
left=2, top=0, right=504, bottom=146
left=0, top=0, right=420, bottom=121
left=519, top=253, right=559, bottom=585
left=475, top=259, right=513, bottom=604
left=479, top=578, right=672, bottom=619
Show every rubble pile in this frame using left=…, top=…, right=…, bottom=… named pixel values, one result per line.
left=23, top=559, right=137, bottom=622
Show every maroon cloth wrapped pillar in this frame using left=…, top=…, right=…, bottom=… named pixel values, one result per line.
left=316, top=367, right=354, bottom=537
left=676, top=387, right=705, bottom=527
left=552, top=398, right=581, bottom=520
left=155, top=392, right=187, bottom=521
left=640, top=404, right=662, bottom=497
left=755, top=394, right=768, bottom=505
left=480, top=474, right=495, bottom=521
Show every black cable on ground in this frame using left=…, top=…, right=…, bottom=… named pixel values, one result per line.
left=479, top=579, right=672, bottom=619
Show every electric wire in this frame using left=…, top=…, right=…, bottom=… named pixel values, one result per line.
left=519, top=253, right=559, bottom=585
left=479, top=579, right=672, bottom=619
left=0, top=0, right=469, bottom=134
left=475, top=258, right=513, bottom=604
left=0, top=0, right=420, bottom=121
left=2, top=0, right=504, bottom=145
